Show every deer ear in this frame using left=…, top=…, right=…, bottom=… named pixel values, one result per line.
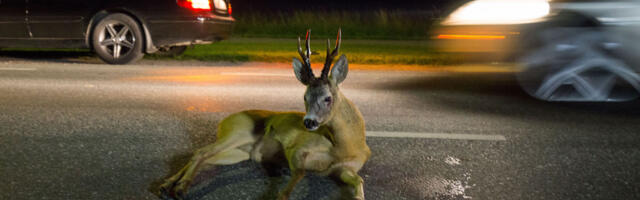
left=330, top=55, right=348, bottom=84
left=293, top=58, right=310, bottom=85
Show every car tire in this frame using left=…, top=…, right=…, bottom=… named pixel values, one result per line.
left=155, top=46, right=188, bottom=57
left=91, top=13, right=144, bottom=64
left=517, top=28, right=640, bottom=102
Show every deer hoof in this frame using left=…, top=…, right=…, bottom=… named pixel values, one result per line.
left=157, top=180, right=190, bottom=200
left=158, top=181, right=176, bottom=198
left=172, top=182, right=190, bottom=199
left=353, top=192, right=365, bottom=200
left=276, top=193, right=289, bottom=200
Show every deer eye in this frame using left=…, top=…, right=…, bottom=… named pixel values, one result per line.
left=324, top=96, right=332, bottom=103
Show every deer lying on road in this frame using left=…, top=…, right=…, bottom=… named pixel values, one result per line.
left=159, top=29, right=371, bottom=200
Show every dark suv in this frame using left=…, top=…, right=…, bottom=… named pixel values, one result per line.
left=0, top=0, right=234, bottom=64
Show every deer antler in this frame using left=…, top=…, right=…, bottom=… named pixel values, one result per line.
left=297, top=29, right=315, bottom=82
left=321, top=28, right=342, bottom=80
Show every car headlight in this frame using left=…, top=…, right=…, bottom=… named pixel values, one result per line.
left=442, top=0, right=551, bottom=25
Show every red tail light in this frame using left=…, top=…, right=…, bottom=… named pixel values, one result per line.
left=177, top=0, right=211, bottom=11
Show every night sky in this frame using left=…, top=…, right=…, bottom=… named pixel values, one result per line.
left=230, top=0, right=460, bottom=13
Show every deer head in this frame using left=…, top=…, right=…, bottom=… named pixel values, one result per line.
left=293, top=29, right=348, bottom=131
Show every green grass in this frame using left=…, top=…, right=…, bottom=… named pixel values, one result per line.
left=2, top=38, right=459, bottom=65
left=233, top=10, right=438, bottom=40
left=148, top=38, right=460, bottom=65
left=168, top=10, right=451, bottom=65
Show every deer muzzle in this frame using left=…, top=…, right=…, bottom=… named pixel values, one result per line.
left=303, top=118, right=319, bottom=131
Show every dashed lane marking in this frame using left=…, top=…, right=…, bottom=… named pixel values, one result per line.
left=367, top=131, right=506, bottom=141
left=220, top=72, right=291, bottom=77
left=0, top=67, right=37, bottom=71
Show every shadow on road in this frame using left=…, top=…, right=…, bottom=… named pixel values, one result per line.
left=379, top=72, right=640, bottom=120
left=0, top=49, right=251, bottom=66
left=0, top=50, right=100, bottom=64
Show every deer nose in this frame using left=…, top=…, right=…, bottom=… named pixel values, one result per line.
left=303, top=119, right=319, bottom=130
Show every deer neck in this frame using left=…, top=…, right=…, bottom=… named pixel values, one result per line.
left=326, top=91, right=366, bottom=149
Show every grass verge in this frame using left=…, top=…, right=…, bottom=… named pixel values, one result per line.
left=148, top=38, right=461, bottom=66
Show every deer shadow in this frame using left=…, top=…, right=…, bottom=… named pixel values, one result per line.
left=183, top=163, right=342, bottom=200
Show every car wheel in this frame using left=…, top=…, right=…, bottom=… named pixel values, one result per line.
left=91, top=13, right=144, bottom=64
left=155, top=46, right=188, bottom=57
left=517, top=28, right=640, bottom=102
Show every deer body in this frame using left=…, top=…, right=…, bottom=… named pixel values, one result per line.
left=159, top=30, right=370, bottom=200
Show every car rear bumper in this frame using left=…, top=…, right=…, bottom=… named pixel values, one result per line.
left=148, top=15, right=234, bottom=48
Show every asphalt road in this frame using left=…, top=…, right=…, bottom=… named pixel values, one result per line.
left=1, top=56, right=639, bottom=200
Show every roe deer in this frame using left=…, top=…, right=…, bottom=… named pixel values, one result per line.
left=159, top=29, right=371, bottom=200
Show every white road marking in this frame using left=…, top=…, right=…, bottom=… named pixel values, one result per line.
left=366, top=131, right=506, bottom=141
left=220, top=72, right=292, bottom=77
left=0, top=67, right=37, bottom=71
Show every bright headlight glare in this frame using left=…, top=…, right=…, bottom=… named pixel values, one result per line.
left=443, top=0, right=550, bottom=25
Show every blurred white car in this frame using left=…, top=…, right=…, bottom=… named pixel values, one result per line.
left=434, top=0, right=640, bottom=102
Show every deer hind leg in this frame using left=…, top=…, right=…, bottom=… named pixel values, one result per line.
left=160, top=113, right=258, bottom=198
left=160, top=142, right=253, bottom=198
left=335, top=167, right=365, bottom=200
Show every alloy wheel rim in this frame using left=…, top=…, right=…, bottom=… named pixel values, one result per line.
left=98, top=22, right=135, bottom=59
left=533, top=56, right=640, bottom=101
left=519, top=29, right=640, bottom=102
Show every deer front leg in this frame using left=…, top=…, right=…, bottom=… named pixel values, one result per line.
left=336, top=168, right=365, bottom=200
left=277, top=169, right=306, bottom=200
left=277, top=151, right=312, bottom=200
